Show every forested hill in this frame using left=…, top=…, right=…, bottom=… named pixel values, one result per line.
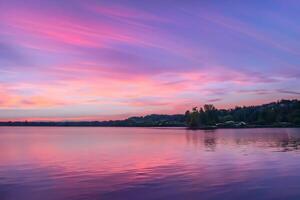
left=185, top=99, right=300, bottom=128
left=1, top=99, right=300, bottom=128
left=100, top=114, right=186, bottom=127
left=0, top=114, right=186, bottom=127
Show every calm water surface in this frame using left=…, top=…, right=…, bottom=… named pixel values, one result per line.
left=0, top=127, right=300, bottom=200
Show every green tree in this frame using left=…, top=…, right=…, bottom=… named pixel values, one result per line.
left=190, top=107, right=200, bottom=128
left=186, top=107, right=201, bottom=128
left=203, top=104, right=217, bottom=125
left=185, top=110, right=191, bottom=125
left=293, top=117, right=300, bottom=125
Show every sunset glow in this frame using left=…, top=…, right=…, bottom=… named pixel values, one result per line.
left=1, top=0, right=300, bottom=121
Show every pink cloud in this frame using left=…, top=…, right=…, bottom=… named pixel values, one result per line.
left=0, top=4, right=213, bottom=65
left=1, top=8, right=157, bottom=52
left=0, top=61, right=281, bottom=111
left=0, top=1, right=299, bottom=121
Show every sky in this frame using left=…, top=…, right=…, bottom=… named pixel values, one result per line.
left=0, top=0, right=300, bottom=121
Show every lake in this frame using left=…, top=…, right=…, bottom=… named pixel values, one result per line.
left=0, top=127, right=300, bottom=200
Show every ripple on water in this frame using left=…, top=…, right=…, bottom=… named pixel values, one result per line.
left=0, top=127, right=300, bottom=200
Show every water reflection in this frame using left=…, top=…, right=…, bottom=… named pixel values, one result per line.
left=0, top=127, right=300, bottom=200
left=185, top=130, right=217, bottom=151
left=185, top=128, right=300, bottom=152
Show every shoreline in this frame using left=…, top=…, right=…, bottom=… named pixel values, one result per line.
left=0, top=124, right=299, bottom=129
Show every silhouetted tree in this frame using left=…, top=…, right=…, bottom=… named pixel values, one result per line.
left=185, top=99, right=300, bottom=128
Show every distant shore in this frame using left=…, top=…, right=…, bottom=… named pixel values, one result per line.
left=1, top=99, right=299, bottom=129
left=0, top=121, right=299, bottom=129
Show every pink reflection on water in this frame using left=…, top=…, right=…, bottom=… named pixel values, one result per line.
left=0, top=127, right=300, bottom=200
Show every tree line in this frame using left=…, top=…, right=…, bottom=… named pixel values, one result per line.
left=185, top=99, right=300, bottom=128
left=1, top=99, right=299, bottom=128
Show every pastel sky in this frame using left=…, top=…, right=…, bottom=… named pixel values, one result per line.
left=1, top=0, right=300, bottom=121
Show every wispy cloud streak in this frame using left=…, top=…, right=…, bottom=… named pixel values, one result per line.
left=0, top=0, right=300, bottom=120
